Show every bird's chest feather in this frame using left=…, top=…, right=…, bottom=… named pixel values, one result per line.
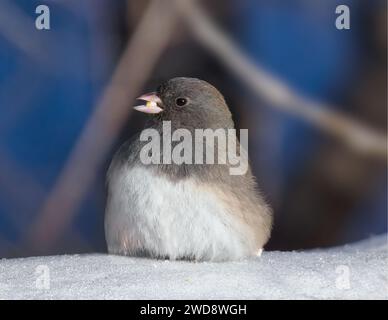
left=105, top=165, right=250, bottom=260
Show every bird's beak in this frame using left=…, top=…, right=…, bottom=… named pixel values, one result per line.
left=134, top=92, right=163, bottom=114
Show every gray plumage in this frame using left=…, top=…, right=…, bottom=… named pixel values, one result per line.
left=105, top=77, right=272, bottom=261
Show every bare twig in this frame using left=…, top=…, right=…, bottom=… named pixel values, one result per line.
left=174, top=0, right=387, bottom=159
left=26, top=0, right=180, bottom=250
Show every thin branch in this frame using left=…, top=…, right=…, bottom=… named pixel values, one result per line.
left=174, top=0, right=387, bottom=159
left=25, top=0, right=180, bottom=251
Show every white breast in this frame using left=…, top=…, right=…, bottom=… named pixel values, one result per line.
left=105, top=165, right=255, bottom=261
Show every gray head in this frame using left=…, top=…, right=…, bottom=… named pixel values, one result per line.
left=135, top=77, right=234, bottom=130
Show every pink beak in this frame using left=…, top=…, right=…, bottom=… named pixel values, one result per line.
left=134, top=92, right=163, bottom=114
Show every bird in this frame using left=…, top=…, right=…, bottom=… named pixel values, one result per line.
left=105, top=77, right=272, bottom=262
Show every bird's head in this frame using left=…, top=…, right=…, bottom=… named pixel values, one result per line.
left=134, top=77, right=234, bottom=129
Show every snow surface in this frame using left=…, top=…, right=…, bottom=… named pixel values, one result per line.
left=0, top=235, right=387, bottom=299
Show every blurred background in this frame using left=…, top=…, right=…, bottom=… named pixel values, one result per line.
left=0, top=0, right=386, bottom=258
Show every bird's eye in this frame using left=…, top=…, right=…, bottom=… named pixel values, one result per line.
left=175, top=97, right=188, bottom=107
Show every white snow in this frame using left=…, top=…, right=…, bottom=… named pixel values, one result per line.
left=0, top=235, right=387, bottom=300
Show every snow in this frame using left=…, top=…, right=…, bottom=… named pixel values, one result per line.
left=0, top=235, right=387, bottom=299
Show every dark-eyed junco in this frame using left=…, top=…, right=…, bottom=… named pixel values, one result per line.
left=105, top=77, right=272, bottom=261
